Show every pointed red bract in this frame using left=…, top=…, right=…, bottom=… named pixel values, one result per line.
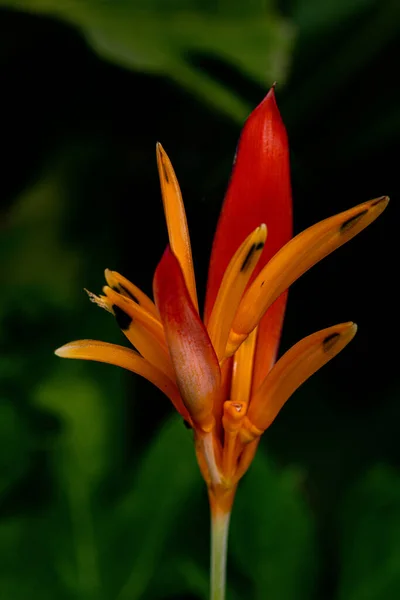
left=205, top=87, right=293, bottom=379
left=153, top=246, right=220, bottom=431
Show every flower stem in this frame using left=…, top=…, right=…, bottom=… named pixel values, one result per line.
left=210, top=508, right=231, bottom=600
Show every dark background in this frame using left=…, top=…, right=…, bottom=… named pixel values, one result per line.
left=1, top=1, right=399, bottom=599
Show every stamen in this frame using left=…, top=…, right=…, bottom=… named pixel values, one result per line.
left=226, top=197, right=388, bottom=356
left=207, top=224, right=267, bottom=360
left=84, top=289, right=112, bottom=313
left=156, top=143, right=199, bottom=312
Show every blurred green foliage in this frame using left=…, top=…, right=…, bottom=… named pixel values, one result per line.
left=0, top=0, right=294, bottom=120
left=0, top=0, right=399, bottom=599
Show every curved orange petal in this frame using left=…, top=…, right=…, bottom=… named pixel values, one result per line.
left=242, top=322, right=357, bottom=439
left=153, top=246, right=220, bottom=432
left=156, top=143, right=199, bottom=312
left=207, top=224, right=267, bottom=361
left=102, top=285, right=174, bottom=379
left=54, top=339, right=190, bottom=419
left=227, top=196, right=389, bottom=356
left=104, top=269, right=160, bottom=319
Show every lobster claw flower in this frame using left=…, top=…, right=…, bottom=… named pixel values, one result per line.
left=56, top=88, right=388, bottom=510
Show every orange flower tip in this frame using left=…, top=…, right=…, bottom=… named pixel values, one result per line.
left=241, top=224, right=267, bottom=269
left=322, top=322, right=357, bottom=352
left=255, top=222, right=267, bottom=241
left=339, top=196, right=388, bottom=234
left=370, top=195, right=389, bottom=207
left=156, top=142, right=167, bottom=159
left=225, top=330, right=248, bottom=358
left=103, top=271, right=159, bottom=315
left=54, top=343, right=74, bottom=358
left=54, top=340, right=102, bottom=359
left=222, top=401, right=245, bottom=434
left=104, top=269, right=122, bottom=292
left=104, top=273, right=138, bottom=305
left=156, top=142, right=169, bottom=179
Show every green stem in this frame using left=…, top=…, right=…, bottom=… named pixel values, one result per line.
left=210, top=509, right=231, bottom=600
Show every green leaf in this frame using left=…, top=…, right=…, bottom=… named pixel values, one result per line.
left=337, top=465, right=400, bottom=600
left=33, top=366, right=126, bottom=600
left=0, top=170, right=80, bottom=318
left=284, top=0, right=399, bottom=127
left=34, top=365, right=114, bottom=488
left=0, top=400, right=31, bottom=497
left=230, top=449, right=317, bottom=600
left=0, top=0, right=294, bottom=121
left=293, top=0, right=377, bottom=32
left=0, top=517, right=69, bottom=599
left=149, top=556, right=209, bottom=600
left=103, top=415, right=202, bottom=600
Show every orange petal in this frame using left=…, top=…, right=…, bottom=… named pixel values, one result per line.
left=102, top=286, right=174, bottom=379
left=54, top=339, right=190, bottom=419
left=228, top=196, right=389, bottom=356
left=230, top=326, right=258, bottom=409
left=153, top=246, right=220, bottom=432
left=207, top=224, right=267, bottom=360
left=156, top=143, right=199, bottom=312
left=104, top=269, right=159, bottom=318
left=243, top=322, right=357, bottom=437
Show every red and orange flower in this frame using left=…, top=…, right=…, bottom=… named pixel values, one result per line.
left=55, top=88, right=388, bottom=517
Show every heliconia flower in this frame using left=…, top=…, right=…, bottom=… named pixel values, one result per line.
left=55, top=87, right=388, bottom=599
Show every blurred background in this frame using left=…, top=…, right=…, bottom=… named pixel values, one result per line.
left=0, top=1, right=399, bottom=599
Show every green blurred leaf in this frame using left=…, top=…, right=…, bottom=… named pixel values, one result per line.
left=0, top=517, right=69, bottom=599
left=293, top=0, right=376, bottom=32
left=285, top=0, right=399, bottom=128
left=0, top=400, right=31, bottom=496
left=230, top=450, right=317, bottom=600
left=337, top=465, right=400, bottom=600
left=150, top=556, right=209, bottom=600
left=103, top=416, right=202, bottom=600
left=1, top=170, right=80, bottom=318
left=1, top=0, right=294, bottom=121
left=33, top=367, right=124, bottom=600
left=34, top=366, right=113, bottom=488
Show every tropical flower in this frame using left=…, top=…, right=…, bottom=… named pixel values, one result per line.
left=55, top=87, right=387, bottom=600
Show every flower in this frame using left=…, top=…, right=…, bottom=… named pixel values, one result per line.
left=55, top=88, right=388, bottom=515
